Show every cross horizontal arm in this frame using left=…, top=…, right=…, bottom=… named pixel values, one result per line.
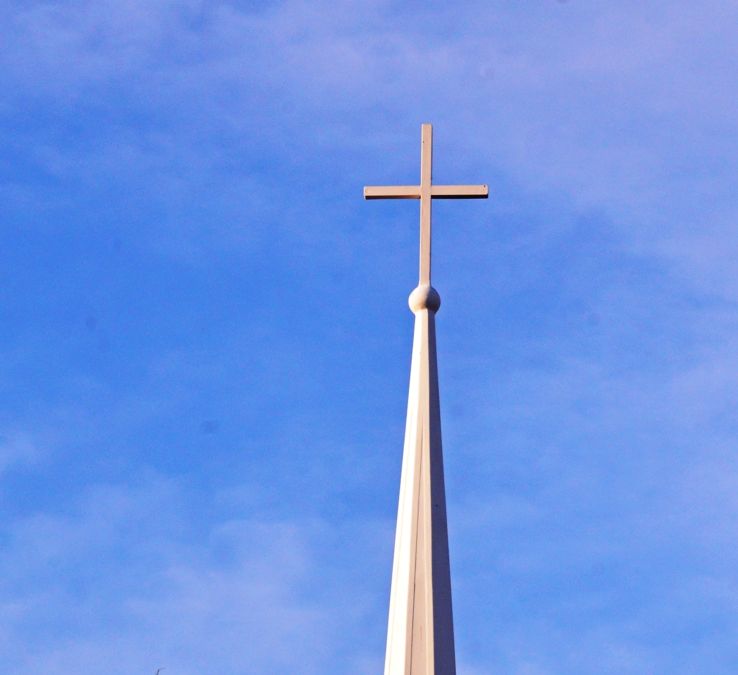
left=431, top=184, right=488, bottom=199
left=364, top=184, right=488, bottom=200
left=364, top=186, right=421, bottom=199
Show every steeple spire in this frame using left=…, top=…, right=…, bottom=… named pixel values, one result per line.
left=365, top=125, right=487, bottom=675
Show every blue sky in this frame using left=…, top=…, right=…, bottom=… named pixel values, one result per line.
left=2, top=1, right=738, bottom=673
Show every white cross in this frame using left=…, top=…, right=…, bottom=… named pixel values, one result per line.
left=364, top=124, right=488, bottom=286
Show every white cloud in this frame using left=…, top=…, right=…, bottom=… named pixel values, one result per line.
left=0, top=432, right=40, bottom=474
left=0, top=475, right=389, bottom=673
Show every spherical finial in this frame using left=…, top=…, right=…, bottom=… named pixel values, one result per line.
left=408, top=284, right=441, bottom=313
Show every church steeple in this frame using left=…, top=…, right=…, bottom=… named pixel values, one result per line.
left=365, top=125, right=487, bottom=675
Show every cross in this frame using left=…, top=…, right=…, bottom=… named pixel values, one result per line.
left=364, top=124, right=488, bottom=286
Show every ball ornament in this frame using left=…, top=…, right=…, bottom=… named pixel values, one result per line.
left=408, top=284, right=441, bottom=313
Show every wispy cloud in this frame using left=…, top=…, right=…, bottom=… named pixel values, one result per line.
left=0, top=475, right=389, bottom=673
left=0, top=432, right=39, bottom=475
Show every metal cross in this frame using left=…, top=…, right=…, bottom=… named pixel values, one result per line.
left=364, top=124, right=488, bottom=286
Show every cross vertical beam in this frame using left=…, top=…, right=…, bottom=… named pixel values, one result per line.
left=420, top=124, right=433, bottom=285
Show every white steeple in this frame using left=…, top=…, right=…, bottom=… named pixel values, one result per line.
left=365, top=125, right=488, bottom=675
